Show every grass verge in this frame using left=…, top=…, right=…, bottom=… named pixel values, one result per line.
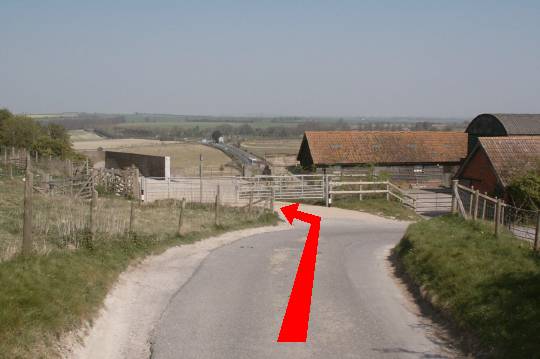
left=0, top=212, right=279, bottom=358
left=394, top=215, right=540, bottom=358
left=331, top=197, right=420, bottom=221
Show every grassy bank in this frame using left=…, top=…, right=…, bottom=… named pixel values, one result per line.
left=0, top=176, right=279, bottom=358
left=331, top=197, right=420, bottom=221
left=0, top=214, right=278, bottom=358
left=394, top=215, right=540, bottom=358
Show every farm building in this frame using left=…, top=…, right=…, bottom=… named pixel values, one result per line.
left=105, top=151, right=171, bottom=178
left=456, top=136, right=540, bottom=196
left=297, top=131, right=468, bottom=186
left=466, top=113, right=540, bottom=153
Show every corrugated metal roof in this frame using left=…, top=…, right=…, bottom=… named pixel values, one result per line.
left=492, top=114, right=540, bottom=135
left=479, top=136, right=540, bottom=186
left=300, top=131, right=467, bottom=165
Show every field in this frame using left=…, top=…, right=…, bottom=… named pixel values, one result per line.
left=68, top=130, right=104, bottom=142
left=114, top=143, right=240, bottom=176
left=239, top=138, right=301, bottom=157
left=71, top=137, right=239, bottom=176
left=239, top=139, right=301, bottom=174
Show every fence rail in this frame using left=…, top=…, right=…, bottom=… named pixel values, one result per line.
left=453, top=181, right=539, bottom=250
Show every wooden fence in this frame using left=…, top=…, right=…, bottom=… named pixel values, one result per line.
left=452, top=180, right=540, bottom=251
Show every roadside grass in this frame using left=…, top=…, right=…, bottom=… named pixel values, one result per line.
left=331, top=197, right=420, bottom=221
left=394, top=215, right=540, bottom=358
left=0, top=175, right=279, bottom=358
left=0, top=213, right=279, bottom=358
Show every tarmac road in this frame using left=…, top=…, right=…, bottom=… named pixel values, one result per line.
left=151, top=206, right=460, bottom=358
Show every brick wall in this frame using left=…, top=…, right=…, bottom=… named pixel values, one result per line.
left=458, top=148, right=500, bottom=195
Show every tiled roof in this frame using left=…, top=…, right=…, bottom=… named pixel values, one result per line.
left=299, top=131, right=467, bottom=165
left=479, top=136, right=540, bottom=186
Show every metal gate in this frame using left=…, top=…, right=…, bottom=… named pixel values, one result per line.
left=237, top=175, right=325, bottom=201
left=407, top=189, right=453, bottom=215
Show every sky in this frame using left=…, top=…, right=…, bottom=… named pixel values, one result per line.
left=1, top=0, right=539, bottom=118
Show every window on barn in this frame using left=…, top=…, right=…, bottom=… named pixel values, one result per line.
left=372, top=144, right=381, bottom=151
left=330, top=144, right=342, bottom=150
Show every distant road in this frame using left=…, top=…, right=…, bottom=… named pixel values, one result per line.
left=208, top=142, right=265, bottom=166
left=151, top=205, right=461, bottom=359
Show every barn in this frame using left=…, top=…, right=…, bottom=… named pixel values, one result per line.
left=297, top=131, right=468, bottom=186
left=456, top=136, right=540, bottom=196
left=465, top=113, right=540, bottom=153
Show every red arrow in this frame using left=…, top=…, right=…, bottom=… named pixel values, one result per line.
left=277, top=203, right=321, bottom=342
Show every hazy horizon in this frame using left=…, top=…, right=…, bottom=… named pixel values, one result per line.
left=1, top=1, right=539, bottom=118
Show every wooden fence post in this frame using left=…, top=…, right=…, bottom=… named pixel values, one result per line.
left=495, top=199, right=501, bottom=237
left=468, top=186, right=474, bottom=216
left=482, top=193, right=487, bottom=220
left=22, top=153, right=33, bottom=255
left=199, top=154, right=203, bottom=204
left=325, top=175, right=329, bottom=207
left=178, top=198, right=185, bottom=236
left=214, top=185, right=220, bottom=226
left=89, top=188, right=98, bottom=241
left=473, top=189, right=479, bottom=220
left=248, top=185, right=254, bottom=216
left=451, top=180, right=458, bottom=214
left=386, top=182, right=390, bottom=201
left=129, top=200, right=135, bottom=236
left=534, top=211, right=540, bottom=251
left=359, top=184, right=363, bottom=201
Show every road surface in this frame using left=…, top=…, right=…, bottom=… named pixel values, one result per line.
left=151, top=206, right=460, bottom=358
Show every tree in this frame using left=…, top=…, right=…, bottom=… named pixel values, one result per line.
left=211, top=130, right=222, bottom=143
left=507, top=170, right=540, bottom=210
left=0, top=109, right=78, bottom=158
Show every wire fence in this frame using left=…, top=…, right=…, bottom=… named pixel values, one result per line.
left=0, top=175, right=273, bottom=262
left=455, top=182, right=539, bottom=248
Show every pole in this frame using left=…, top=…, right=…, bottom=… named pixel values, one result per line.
left=469, top=186, right=474, bottom=216
left=248, top=184, right=254, bottom=216
left=215, top=185, right=220, bottom=226
left=386, top=182, right=390, bottom=201
left=22, top=153, right=33, bottom=255
left=495, top=199, right=501, bottom=237
left=482, top=193, right=487, bottom=220
left=473, top=189, right=479, bottom=220
left=534, top=211, right=540, bottom=251
left=89, top=187, right=98, bottom=241
left=178, top=198, right=185, bottom=236
left=325, top=175, right=329, bottom=207
left=270, top=187, right=275, bottom=212
left=129, top=200, right=135, bottom=236
left=199, top=153, right=203, bottom=203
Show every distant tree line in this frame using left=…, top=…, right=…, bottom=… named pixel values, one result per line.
left=0, top=109, right=78, bottom=158
left=40, top=115, right=126, bottom=130
left=93, top=118, right=464, bottom=142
